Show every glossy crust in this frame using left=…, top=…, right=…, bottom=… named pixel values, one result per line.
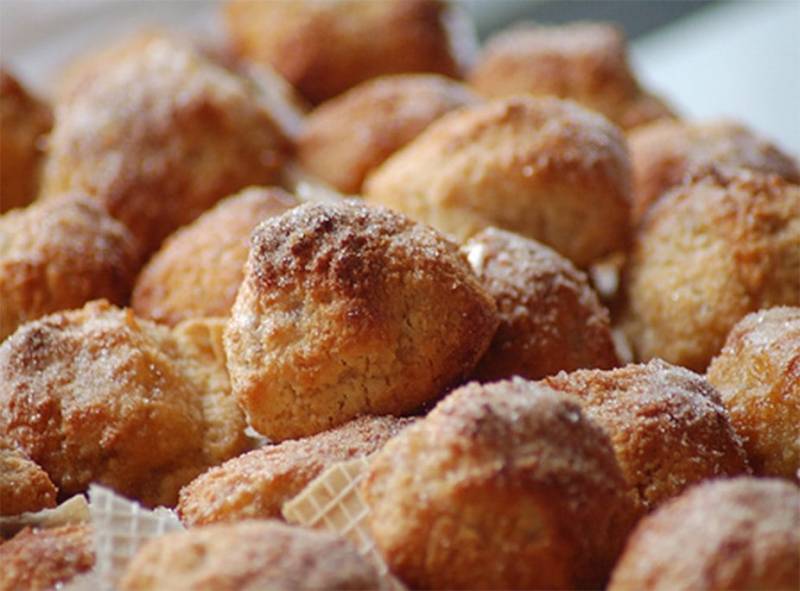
left=0, top=69, right=52, bottom=213
left=365, top=96, right=632, bottom=267
left=623, top=170, right=800, bottom=371
left=224, top=201, right=498, bottom=441
left=0, top=442, right=57, bottom=516
left=469, top=22, right=674, bottom=131
left=707, top=307, right=800, bottom=479
left=609, top=478, right=800, bottom=591
left=464, top=228, right=619, bottom=381
left=629, top=120, right=800, bottom=224
left=224, top=0, right=463, bottom=104
left=363, top=379, right=636, bottom=590
left=0, top=301, right=248, bottom=507
left=0, top=194, right=141, bottom=342
left=119, top=520, right=382, bottom=591
left=178, top=415, right=412, bottom=526
left=42, top=32, right=290, bottom=254
left=0, top=525, right=94, bottom=591
left=545, top=360, right=750, bottom=513
left=132, top=187, right=297, bottom=326
left=298, top=74, right=478, bottom=193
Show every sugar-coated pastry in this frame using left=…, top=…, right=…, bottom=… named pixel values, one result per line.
left=545, top=360, right=750, bottom=513
left=365, top=96, right=632, bottom=267
left=623, top=169, right=800, bottom=371
left=224, top=0, right=466, bottom=104
left=0, top=525, right=94, bottom=591
left=0, top=69, right=51, bottom=213
left=225, top=201, right=497, bottom=441
left=469, top=22, right=674, bottom=130
left=0, top=442, right=57, bottom=516
left=609, top=478, right=800, bottom=591
left=298, top=74, right=478, bottom=193
left=707, top=307, right=800, bottom=479
left=119, top=520, right=382, bottom=591
left=178, top=415, right=413, bottom=526
left=0, top=194, right=141, bottom=342
left=629, top=120, right=800, bottom=223
left=0, top=302, right=248, bottom=507
left=363, top=379, right=636, bottom=589
left=132, top=187, right=297, bottom=326
left=42, top=32, right=290, bottom=254
left=463, top=227, right=619, bottom=381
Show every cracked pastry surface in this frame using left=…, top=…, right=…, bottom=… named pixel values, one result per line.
left=0, top=194, right=141, bottom=342
left=469, top=22, right=674, bottom=131
left=132, top=186, right=298, bottom=326
left=119, top=519, right=382, bottom=591
left=42, top=32, right=290, bottom=254
left=0, top=301, right=248, bottom=507
left=464, top=227, right=619, bottom=381
left=0, top=442, right=57, bottom=516
left=622, top=169, right=800, bottom=372
left=365, top=95, right=632, bottom=267
left=609, top=478, right=800, bottom=591
left=363, top=379, right=636, bottom=590
left=707, top=306, right=800, bottom=479
left=298, top=74, right=478, bottom=194
left=178, top=414, right=413, bottom=526
left=544, top=360, right=750, bottom=514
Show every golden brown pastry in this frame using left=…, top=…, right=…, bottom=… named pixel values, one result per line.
left=365, top=96, right=632, bottom=267
left=545, top=360, right=750, bottom=513
left=609, top=478, right=800, bottom=591
left=0, top=301, right=248, bottom=507
left=298, top=74, right=478, bottom=193
left=0, top=69, right=51, bottom=213
left=0, top=194, right=141, bottom=342
left=224, top=200, right=498, bottom=441
left=464, top=227, right=619, bottom=381
left=623, top=169, right=800, bottom=372
left=629, top=120, right=800, bottom=223
left=119, top=520, right=382, bottom=591
left=469, top=22, right=674, bottom=131
left=178, top=415, right=412, bottom=526
left=42, top=32, right=290, bottom=254
left=707, top=307, right=800, bottom=479
left=0, top=525, right=94, bottom=591
left=363, top=379, right=636, bottom=590
left=132, top=186, right=297, bottom=326
left=224, top=0, right=466, bottom=104
left=0, top=442, right=57, bottom=516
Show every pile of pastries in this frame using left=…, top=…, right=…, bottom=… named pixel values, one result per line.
left=1, top=1, right=798, bottom=590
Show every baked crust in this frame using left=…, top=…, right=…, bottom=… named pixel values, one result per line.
left=0, top=442, right=57, bottom=516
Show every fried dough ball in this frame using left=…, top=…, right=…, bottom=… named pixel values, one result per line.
left=42, top=32, right=290, bottom=255
left=363, top=379, right=636, bottom=590
left=544, top=360, right=750, bottom=513
left=468, top=22, right=674, bottom=131
left=0, top=69, right=51, bottom=213
left=132, top=187, right=297, bottom=326
left=224, top=0, right=465, bottom=105
left=178, top=415, right=412, bottom=526
left=225, top=201, right=498, bottom=441
left=609, top=478, right=800, bottom=591
left=464, top=228, right=619, bottom=381
left=629, top=120, right=800, bottom=224
left=707, top=307, right=800, bottom=479
left=623, top=170, right=800, bottom=372
left=298, top=74, right=478, bottom=194
left=0, top=301, right=248, bottom=507
left=0, top=525, right=94, bottom=591
left=0, top=442, right=57, bottom=516
left=120, top=520, right=382, bottom=591
left=0, top=194, right=141, bottom=342
left=365, top=96, right=632, bottom=267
